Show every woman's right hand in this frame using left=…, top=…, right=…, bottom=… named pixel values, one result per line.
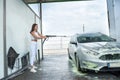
left=43, top=36, right=47, bottom=39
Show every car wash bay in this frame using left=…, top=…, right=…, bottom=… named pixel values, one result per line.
left=1, top=0, right=120, bottom=80
left=11, top=54, right=120, bottom=80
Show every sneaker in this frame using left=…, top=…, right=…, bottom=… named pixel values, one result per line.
left=30, top=68, right=37, bottom=73
left=33, top=65, right=38, bottom=69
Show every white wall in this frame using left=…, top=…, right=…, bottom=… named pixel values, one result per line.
left=107, top=0, right=120, bottom=41
left=6, top=0, right=34, bottom=55
left=6, top=0, right=40, bottom=75
left=0, top=0, right=41, bottom=77
left=0, top=0, right=4, bottom=79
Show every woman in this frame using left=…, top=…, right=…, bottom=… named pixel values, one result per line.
left=30, top=23, right=46, bottom=73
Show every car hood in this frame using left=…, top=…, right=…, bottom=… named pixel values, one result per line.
left=79, top=42, right=120, bottom=54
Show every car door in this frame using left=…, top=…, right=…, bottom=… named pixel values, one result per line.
left=68, top=36, right=77, bottom=60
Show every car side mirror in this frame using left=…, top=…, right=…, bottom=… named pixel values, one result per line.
left=111, top=38, right=116, bottom=41
left=114, top=39, right=117, bottom=41
left=70, top=41, right=77, bottom=46
left=113, top=39, right=116, bottom=41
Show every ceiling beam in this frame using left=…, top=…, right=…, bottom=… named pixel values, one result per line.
left=23, top=0, right=90, bottom=4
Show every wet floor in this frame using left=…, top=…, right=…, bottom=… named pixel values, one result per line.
left=11, top=54, right=120, bottom=80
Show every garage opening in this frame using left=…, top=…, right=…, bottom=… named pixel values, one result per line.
left=29, top=0, right=109, bottom=55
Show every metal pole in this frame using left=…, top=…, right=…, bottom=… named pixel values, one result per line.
left=39, top=0, right=44, bottom=60
left=3, top=0, right=8, bottom=77
left=60, top=37, right=62, bottom=49
left=34, top=14, right=36, bottom=23
left=83, top=24, right=85, bottom=33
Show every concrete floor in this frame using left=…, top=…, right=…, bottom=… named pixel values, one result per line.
left=11, top=54, right=120, bottom=80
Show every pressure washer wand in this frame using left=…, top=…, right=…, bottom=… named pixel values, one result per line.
left=42, top=35, right=68, bottom=44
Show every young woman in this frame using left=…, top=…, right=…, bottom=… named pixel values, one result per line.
left=30, top=23, right=46, bottom=73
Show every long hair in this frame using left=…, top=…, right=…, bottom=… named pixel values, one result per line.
left=30, top=23, right=38, bottom=33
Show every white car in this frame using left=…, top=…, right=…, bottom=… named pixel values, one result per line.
left=68, top=32, right=120, bottom=72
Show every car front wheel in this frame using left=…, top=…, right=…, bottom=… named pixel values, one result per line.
left=76, top=55, right=86, bottom=73
left=76, top=55, right=81, bottom=71
left=68, top=48, right=72, bottom=60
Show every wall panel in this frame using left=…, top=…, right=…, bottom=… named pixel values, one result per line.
left=0, top=0, right=4, bottom=78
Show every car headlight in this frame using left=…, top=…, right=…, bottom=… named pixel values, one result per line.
left=82, top=48, right=99, bottom=56
left=86, top=51, right=99, bottom=56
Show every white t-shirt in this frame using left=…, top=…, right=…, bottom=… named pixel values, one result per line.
left=30, top=32, right=39, bottom=40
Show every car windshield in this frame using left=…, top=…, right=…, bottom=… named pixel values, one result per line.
left=77, top=33, right=116, bottom=43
